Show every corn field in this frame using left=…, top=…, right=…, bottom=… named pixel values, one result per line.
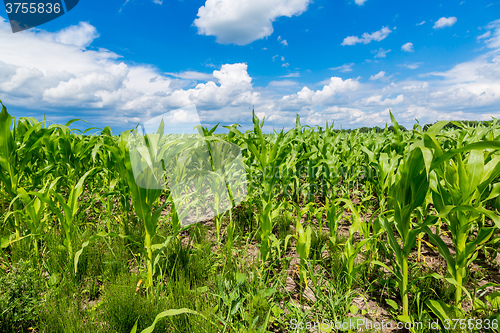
left=1, top=99, right=500, bottom=333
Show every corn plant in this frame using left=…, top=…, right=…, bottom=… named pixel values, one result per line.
left=106, top=130, right=167, bottom=295
left=421, top=129, right=500, bottom=310
left=333, top=198, right=372, bottom=289
left=294, top=218, right=312, bottom=289
left=375, top=142, right=437, bottom=320
left=5, top=179, right=59, bottom=262
left=324, top=197, right=342, bottom=245
left=225, top=111, right=291, bottom=274
left=25, top=169, right=95, bottom=270
left=0, top=102, right=28, bottom=238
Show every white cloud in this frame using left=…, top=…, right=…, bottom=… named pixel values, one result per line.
left=49, top=22, right=99, bottom=48
left=362, top=94, right=404, bottom=106
left=417, top=20, right=426, bottom=26
left=282, top=77, right=360, bottom=105
left=268, top=80, right=299, bottom=87
left=478, top=31, right=491, bottom=40
left=165, top=71, right=215, bottom=81
left=4, top=16, right=500, bottom=131
left=402, top=82, right=429, bottom=90
left=354, top=0, right=367, bottom=5
left=309, top=106, right=387, bottom=126
left=341, top=26, right=392, bottom=46
left=277, top=35, right=288, bottom=45
left=43, top=64, right=129, bottom=107
left=331, top=63, right=355, bottom=72
left=0, top=67, right=43, bottom=93
left=120, top=0, right=162, bottom=13
left=428, top=52, right=500, bottom=108
left=401, top=42, right=414, bottom=52
left=281, top=72, right=300, bottom=77
left=401, top=62, right=422, bottom=69
left=194, top=0, right=311, bottom=45
left=166, top=63, right=260, bottom=108
left=433, top=17, right=457, bottom=29
left=370, top=71, right=386, bottom=80
left=372, top=48, right=391, bottom=58
left=483, top=19, right=500, bottom=49
left=0, top=20, right=260, bottom=118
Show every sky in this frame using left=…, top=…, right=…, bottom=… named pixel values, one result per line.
left=1, top=0, right=500, bottom=133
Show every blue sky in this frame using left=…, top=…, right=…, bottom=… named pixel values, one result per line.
left=1, top=0, right=500, bottom=132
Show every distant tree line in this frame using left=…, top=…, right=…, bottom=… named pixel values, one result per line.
left=322, top=120, right=497, bottom=134
left=422, top=120, right=497, bottom=131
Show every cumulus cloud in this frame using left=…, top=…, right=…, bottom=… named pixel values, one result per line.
left=433, top=17, right=457, bottom=29
left=282, top=77, right=360, bottom=105
left=341, top=26, right=392, bottom=46
left=428, top=51, right=500, bottom=108
left=301, top=106, right=387, bottom=127
left=401, top=42, right=414, bottom=52
left=354, top=0, right=367, bottom=5
left=47, top=22, right=100, bottom=48
left=3, top=16, right=500, bottom=132
left=0, top=20, right=260, bottom=121
left=157, top=63, right=260, bottom=109
left=43, top=64, right=129, bottom=107
left=194, top=0, right=311, bottom=45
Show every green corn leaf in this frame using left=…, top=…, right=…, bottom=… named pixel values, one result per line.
left=422, top=225, right=457, bottom=277
left=467, top=149, right=485, bottom=191
left=137, top=308, right=211, bottom=333
left=426, top=299, right=460, bottom=323
left=430, top=141, right=500, bottom=171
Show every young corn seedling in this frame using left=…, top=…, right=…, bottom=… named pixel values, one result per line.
left=333, top=198, right=372, bottom=289
left=27, top=169, right=96, bottom=267
left=325, top=197, right=342, bottom=246
left=5, top=178, right=59, bottom=263
left=295, top=218, right=312, bottom=290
